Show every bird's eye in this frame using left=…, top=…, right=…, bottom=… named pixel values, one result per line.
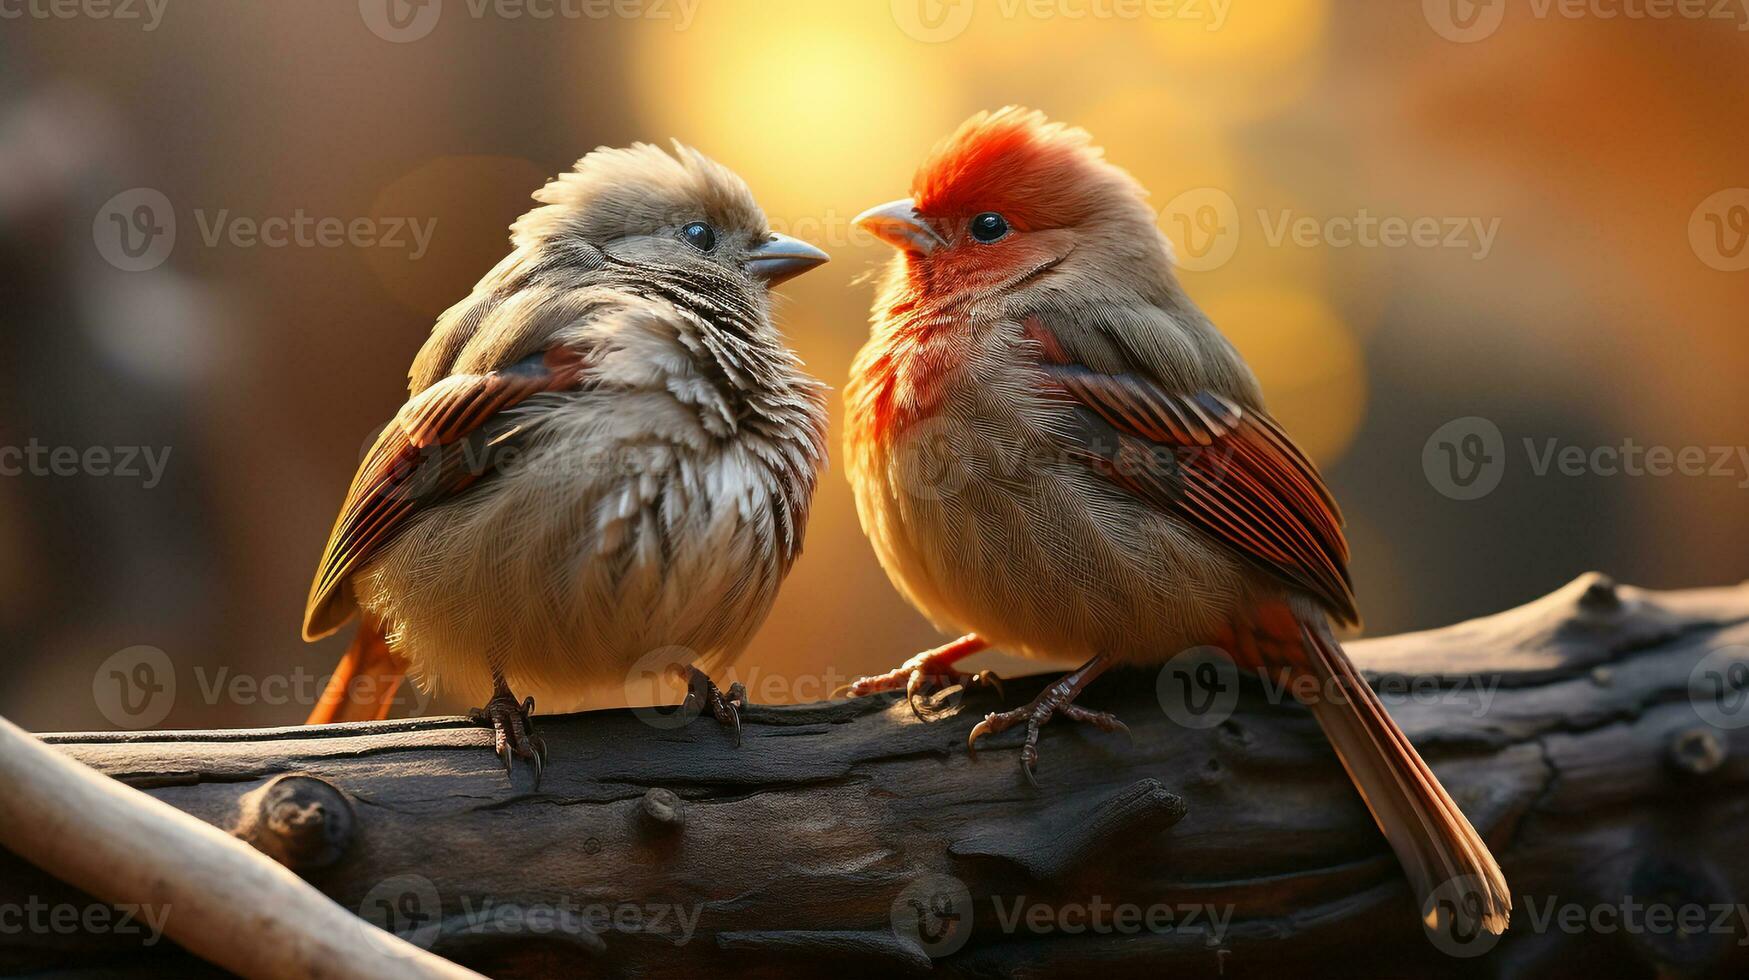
left=680, top=221, right=717, bottom=252
left=969, top=212, right=1009, bottom=243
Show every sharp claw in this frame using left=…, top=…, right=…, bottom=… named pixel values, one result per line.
left=470, top=686, right=556, bottom=788
left=680, top=667, right=746, bottom=744
left=956, top=657, right=1121, bottom=782
left=967, top=714, right=996, bottom=753
left=906, top=670, right=931, bottom=721
left=978, top=670, right=1005, bottom=701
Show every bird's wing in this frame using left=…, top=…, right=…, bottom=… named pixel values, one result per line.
left=302, top=346, right=591, bottom=639
left=1025, top=315, right=1358, bottom=625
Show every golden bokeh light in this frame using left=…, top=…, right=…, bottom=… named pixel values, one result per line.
left=631, top=0, right=967, bottom=222
left=1144, top=0, right=1330, bottom=123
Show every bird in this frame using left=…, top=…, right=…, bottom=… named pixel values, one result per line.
left=300, top=142, right=831, bottom=786
left=842, top=107, right=1510, bottom=936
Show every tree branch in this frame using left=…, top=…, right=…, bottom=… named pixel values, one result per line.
left=3, top=573, right=1747, bottom=979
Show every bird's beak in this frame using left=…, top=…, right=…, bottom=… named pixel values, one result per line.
left=747, top=233, right=830, bottom=286
left=854, top=198, right=944, bottom=256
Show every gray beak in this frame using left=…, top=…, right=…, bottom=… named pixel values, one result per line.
left=747, top=232, right=830, bottom=286
left=854, top=198, right=944, bottom=255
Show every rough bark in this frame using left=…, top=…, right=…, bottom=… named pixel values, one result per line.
left=3, top=573, right=1747, bottom=979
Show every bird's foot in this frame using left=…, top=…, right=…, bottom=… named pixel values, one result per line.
left=679, top=666, right=746, bottom=747
left=468, top=686, right=547, bottom=789
left=966, top=656, right=1128, bottom=787
left=841, top=635, right=998, bottom=719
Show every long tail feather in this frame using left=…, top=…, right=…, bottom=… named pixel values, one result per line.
left=305, top=620, right=407, bottom=724
left=1296, top=622, right=1511, bottom=936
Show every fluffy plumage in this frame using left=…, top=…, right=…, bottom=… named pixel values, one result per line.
left=305, top=142, right=828, bottom=710
left=846, top=108, right=1508, bottom=936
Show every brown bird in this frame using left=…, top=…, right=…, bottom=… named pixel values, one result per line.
left=301, top=143, right=831, bottom=784
left=843, top=108, right=1509, bottom=935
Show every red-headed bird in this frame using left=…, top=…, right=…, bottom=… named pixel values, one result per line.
left=302, top=143, right=831, bottom=784
left=844, top=108, right=1509, bottom=935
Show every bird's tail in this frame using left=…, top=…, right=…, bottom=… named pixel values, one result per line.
left=306, top=619, right=407, bottom=724
left=1291, top=619, right=1511, bottom=937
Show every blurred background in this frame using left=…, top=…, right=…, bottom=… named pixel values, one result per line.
left=2, top=0, right=1745, bottom=730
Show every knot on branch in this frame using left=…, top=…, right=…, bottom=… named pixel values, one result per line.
left=1577, top=573, right=1623, bottom=613
left=639, top=787, right=685, bottom=831
left=1668, top=727, right=1728, bottom=777
left=231, top=774, right=354, bottom=872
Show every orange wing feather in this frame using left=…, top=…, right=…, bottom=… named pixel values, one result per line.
left=1036, top=358, right=1358, bottom=626
left=302, top=347, right=590, bottom=640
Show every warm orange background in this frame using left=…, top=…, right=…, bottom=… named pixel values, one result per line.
left=2, top=0, right=1745, bottom=729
